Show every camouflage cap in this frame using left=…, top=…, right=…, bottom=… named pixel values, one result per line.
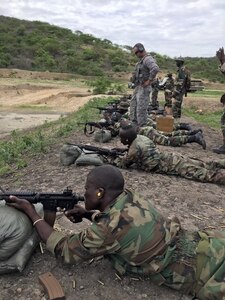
left=167, top=72, right=173, bottom=77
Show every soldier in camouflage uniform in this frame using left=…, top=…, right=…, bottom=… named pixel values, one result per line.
left=150, top=78, right=159, bottom=109
left=163, top=73, right=174, bottom=108
left=172, top=58, right=191, bottom=119
left=7, top=165, right=225, bottom=299
left=129, top=43, right=159, bottom=126
left=139, top=126, right=206, bottom=149
left=213, top=47, right=225, bottom=154
left=114, top=125, right=225, bottom=185
left=146, top=116, right=193, bottom=132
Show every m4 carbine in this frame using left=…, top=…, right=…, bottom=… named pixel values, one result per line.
left=91, top=106, right=128, bottom=115
left=0, top=187, right=84, bottom=212
left=69, top=143, right=127, bottom=158
left=77, top=121, right=114, bottom=136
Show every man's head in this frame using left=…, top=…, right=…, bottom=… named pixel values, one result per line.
left=167, top=72, right=173, bottom=78
left=132, top=43, right=146, bottom=58
left=85, top=165, right=124, bottom=211
left=175, top=57, right=184, bottom=67
left=119, top=124, right=138, bottom=146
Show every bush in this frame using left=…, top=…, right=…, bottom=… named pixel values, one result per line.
left=87, top=77, right=112, bottom=94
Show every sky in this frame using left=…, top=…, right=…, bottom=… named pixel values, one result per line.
left=1, top=0, right=224, bottom=57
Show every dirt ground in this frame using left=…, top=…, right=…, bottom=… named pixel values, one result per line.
left=0, top=69, right=225, bottom=300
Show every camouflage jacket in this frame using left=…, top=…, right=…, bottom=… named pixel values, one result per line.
left=220, top=62, right=225, bottom=75
left=164, top=77, right=175, bottom=91
left=46, top=189, right=182, bottom=277
left=117, top=135, right=161, bottom=171
left=176, top=66, right=191, bottom=91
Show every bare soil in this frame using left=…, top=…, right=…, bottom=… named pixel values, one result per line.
left=0, top=69, right=225, bottom=300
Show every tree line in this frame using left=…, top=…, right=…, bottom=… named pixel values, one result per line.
left=0, top=15, right=224, bottom=83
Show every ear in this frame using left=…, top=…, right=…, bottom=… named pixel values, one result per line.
left=97, top=188, right=105, bottom=198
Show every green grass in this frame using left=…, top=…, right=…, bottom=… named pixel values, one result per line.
left=189, top=89, right=225, bottom=98
left=0, top=96, right=118, bottom=175
left=183, top=108, right=221, bottom=129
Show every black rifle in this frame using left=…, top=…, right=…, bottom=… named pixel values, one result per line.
left=77, top=121, right=114, bottom=136
left=91, top=106, right=128, bottom=115
left=68, top=143, right=127, bottom=158
left=0, top=187, right=84, bottom=212
left=148, top=105, right=165, bottom=115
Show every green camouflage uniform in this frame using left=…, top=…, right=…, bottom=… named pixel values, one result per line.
left=220, top=64, right=225, bottom=142
left=46, top=190, right=225, bottom=299
left=164, top=76, right=174, bottom=108
left=114, top=135, right=225, bottom=184
left=139, top=126, right=191, bottom=147
left=173, top=66, right=191, bottom=119
left=146, top=118, right=190, bottom=136
left=150, top=78, right=159, bottom=109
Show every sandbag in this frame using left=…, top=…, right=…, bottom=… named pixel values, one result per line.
left=94, top=129, right=112, bottom=143
left=0, top=230, right=39, bottom=274
left=60, top=144, right=82, bottom=166
left=75, top=153, right=104, bottom=166
left=0, top=203, right=43, bottom=274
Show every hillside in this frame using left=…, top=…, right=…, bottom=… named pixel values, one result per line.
left=0, top=15, right=224, bottom=83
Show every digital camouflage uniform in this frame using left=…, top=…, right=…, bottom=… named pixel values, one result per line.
left=130, top=55, right=159, bottom=126
left=173, top=64, right=191, bottom=119
left=139, top=126, right=194, bottom=147
left=114, top=135, right=225, bottom=184
left=46, top=190, right=225, bottom=299
left=150, top=78, right=159, bottom=109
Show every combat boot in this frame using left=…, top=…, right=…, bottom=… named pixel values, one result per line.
left=188, top=129, right=203, bottom=135
left=178, top=123, right=192, bottom=131
left=187, top=132, right=206, bottom=149
left=213, top=144, right=225, bottom=154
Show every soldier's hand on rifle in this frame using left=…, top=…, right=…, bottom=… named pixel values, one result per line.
left=5, top=195, right=35, bottom=214
left=64, top=204, right=87, bottom=223
left=216, top=47, right=225, bottom=64
left=111, top=147, right=128, bottom=153
left=142, top=79, right=152, bottom=87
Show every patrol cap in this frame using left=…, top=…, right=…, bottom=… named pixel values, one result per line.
left=175, top=57, right=184, bottom=62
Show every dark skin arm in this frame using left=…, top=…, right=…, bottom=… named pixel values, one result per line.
left=7, top=196, right=54, bottom=243
left=6, top=196, right=94, bottom=243
left=64, top=205, right=95, bottom=223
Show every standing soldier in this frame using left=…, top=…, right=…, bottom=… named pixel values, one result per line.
left=213, top=47, right=225, bottom=154
left=129, top=43, right=159, bottom=126
left=172, top=57, right=191, bottom=119
left=150, top=77, right=160, bottom=110
left=162, top=73, right=175, bottom=109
